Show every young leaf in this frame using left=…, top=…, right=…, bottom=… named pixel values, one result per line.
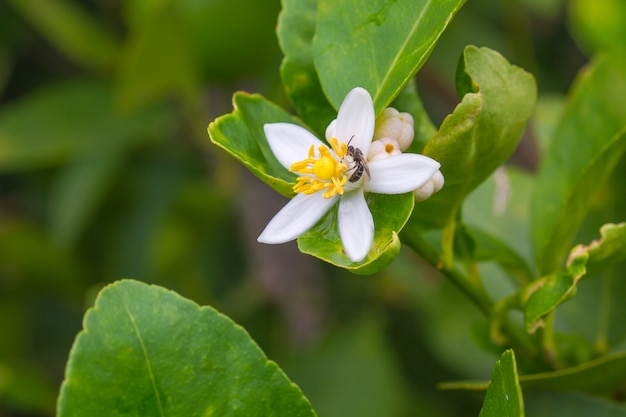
left=208, top=92, right=304, bottom=198
left=567, top=222, right=626, bottom=273
left=532, top=54, right=626, bottom=275
left=313, top=0, right=466, bottom=113
left=412, top=46, right=537, bottom=229
left=479, top=349, right=524, bottom=417
left=277, top=0, right=336, bottom=137
left=524, top=254, right=588, bottom=333
left=57, top=279, right=317, bottom=417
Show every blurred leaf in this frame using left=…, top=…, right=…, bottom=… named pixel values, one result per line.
left=57, top=279, right=316, bottom=417
left=471, top=227, right=533, bottom=285
left=208, top=92, right=302, bottom=198
left=282, top=315, right=409, bottom=417
left=313, top=0, right=467, bottom=113
left=8, top=0, right=118, bottom=71
left=0, top=80, right=171, bottom=173
left=117, top=2, right=200, bottom=110
left=524, top=254, right=587, bottom=333
left=567, top=223, right=626, bottom=273
left=479, top=350, right=524, bottom=417
left=525, top=391, right=626, bottom=417
left=298, top=192, right=414, bottom=275
left=277, top=0, right=336, bottom=137
left=0, top=362, right=57, bottom=416
left=531, top=54, right=626, bottom=274
left=412, top=46, right=537, bottom=229
left=569, top=0, right=626, bottom=54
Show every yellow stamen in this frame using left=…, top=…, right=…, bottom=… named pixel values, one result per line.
left=289, top=143, right=347, bottom=199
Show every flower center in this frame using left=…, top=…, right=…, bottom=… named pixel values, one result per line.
left=289, top=137, right=349, bottom=199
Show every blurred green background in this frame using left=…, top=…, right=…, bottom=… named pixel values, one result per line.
left=0, top=0, right=623, bottom=416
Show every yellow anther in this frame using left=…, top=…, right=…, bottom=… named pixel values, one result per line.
left=288, top=142, right=348, bottom=199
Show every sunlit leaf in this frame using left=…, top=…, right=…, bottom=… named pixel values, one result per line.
left=208, top=92, right=302, bottom=198
left=313, top=0, right=466, bottom=113
left=411, top=46, right=537, bottom=229
left=57, top=280, right=316, bottom=417
left=479, top=349, right=524, bottom=417
left=531, top=54, right=626, bottom=274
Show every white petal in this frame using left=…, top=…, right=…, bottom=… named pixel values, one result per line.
left=258, top=193, right=337, bottom=244
left=365, top=154, right=440, bottom=194
left=338, top=189, right=374, bottom=262
left=264, top=123, right=324, bottom=170
left=335, top=87, right=375, bottom=154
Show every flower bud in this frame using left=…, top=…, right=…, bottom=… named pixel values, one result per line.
left=367, top=137, right=402, bottom=161
left=413, top=170, right=445, bottom=202
left=374, top=107, right=414, bottom=151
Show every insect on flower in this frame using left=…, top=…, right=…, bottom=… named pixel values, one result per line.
left=343, top=135, right=371, bottom=183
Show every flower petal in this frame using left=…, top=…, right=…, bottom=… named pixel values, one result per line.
left=264, top=123, right=324, bottom=170
left=338, top=189, right=374, bottom=262
left=365, top=154, right=440, bottom=194
left=335, top=87, right=375, bottom=154
left=258, top=192, right=337, bottom=244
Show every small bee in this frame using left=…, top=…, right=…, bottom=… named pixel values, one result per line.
left=344, top=136, right=370, bottom=183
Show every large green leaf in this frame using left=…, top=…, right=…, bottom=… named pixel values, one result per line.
left=312, top=0, right=466, bottom=113
left=57, top=279, right=316, bottom=417
left=208, top=92, right=302, bottom=198
left=298, top=193, right=414, bottom=275
left=277, top=0, right=336, bottom=137
left=412, top=46, right=537, bottom=228
left=479, top=350, right=524, bottom=417
left=531, top=54, right=626, bottom=275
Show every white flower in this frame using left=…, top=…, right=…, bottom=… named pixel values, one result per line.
left=257, top=87, right=440, bottom=263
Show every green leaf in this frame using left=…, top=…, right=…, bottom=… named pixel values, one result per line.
left=479, top=349, right=524, bottom=417
left=312, top=0, right=467, bottom=113
left=569, top=0, right=626, bottom=54
left=277, top=0, right=336, bottom=137
left=208, top=92, right=303, bottom=198
left=524, top=254, right=588, bottom=333
left=57, top=279, right=316, bottom=417
left=8, top=0, right=118, bottom=72
left=412, top=46, right=537, bottom=228
left=567, top=223, right=626, bottom=273
left=531, top=54, right=626, bottom=275
left=298, top=193, right=414, bottom=275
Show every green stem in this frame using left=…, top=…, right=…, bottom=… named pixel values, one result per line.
left=541, top=311, right=561, bottom=369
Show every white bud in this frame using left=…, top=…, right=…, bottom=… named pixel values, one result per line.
left=367, top=138, right=402, bottom=162
left=374, top=107, right=415, bottom=151
left=413, top=170, right=445, bottom=202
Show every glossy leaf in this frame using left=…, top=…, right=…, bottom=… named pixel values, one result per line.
left=479, top=350, right=524, bottom=417
left=57, top=279, right=316, bottom=417
left=313, top=0, right=467, bottom=113
left=208, top=92, right=303, bottom=197
left=277, top=0, right=336, bottom=137
left=412, top=46, right=537, bottom=228
left=298, top=193, right=414, bottom=274
left=524, top=254, right=588, bottom=333
left=531, top=54, right=626, bottom=275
